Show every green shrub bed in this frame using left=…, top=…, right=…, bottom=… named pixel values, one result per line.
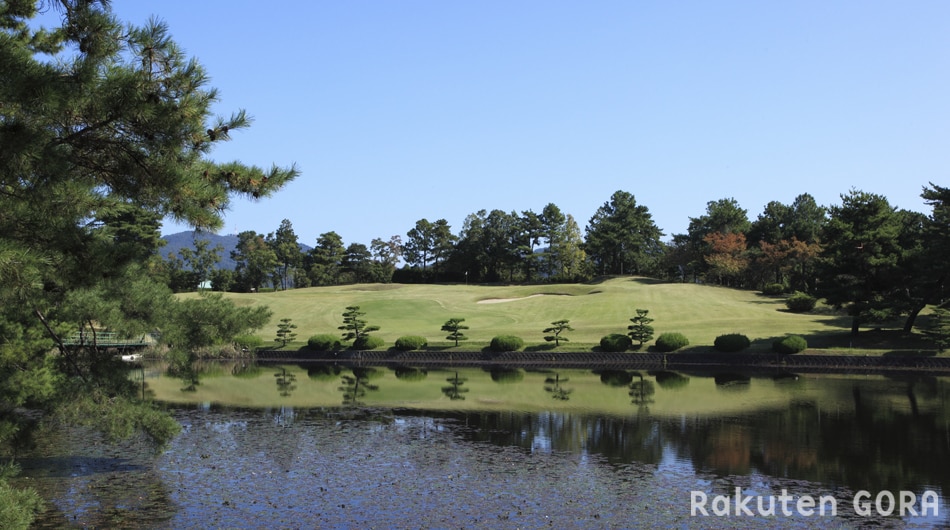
left=490, top=335, right=524, bottom=352
left=599, top=333, right=632, bottom=352
left=394, top=335, right=428, bottom=351
left=714, top=333, right=751, bottom=352
left=773, top=335, right=808, bottom=354
left=655, top=332, right=689, bottom=352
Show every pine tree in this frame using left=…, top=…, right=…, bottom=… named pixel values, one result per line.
left=543, top=319, right=573, bottom=346
left=628, top=309, right=655, bottom=348
left=0, top=3, right=296, bottom=523
left=339, top=306, right=379, bottom=342
left=441, top=318, right=469, bottom=346
left=275, top=318, right=298, bottom=347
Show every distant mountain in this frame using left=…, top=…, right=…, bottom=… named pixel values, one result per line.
left=161, top=231, right=314, bottom=271
left=161, top=231, right=241, bottom=270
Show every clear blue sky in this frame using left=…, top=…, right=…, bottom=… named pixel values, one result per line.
left=106, top=1, right=947, bottom=245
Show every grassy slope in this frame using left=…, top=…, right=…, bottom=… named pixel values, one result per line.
left=187, top=277, right=901, bottom=352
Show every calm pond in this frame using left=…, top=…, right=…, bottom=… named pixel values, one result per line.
left=13, top=362, right=950, bottom=529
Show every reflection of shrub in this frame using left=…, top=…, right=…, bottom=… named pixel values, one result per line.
left=772, top=335, right=808, bottom=354
left=394, top=366, right=428, bottom=381
left=490, top=335, right=524, bottom=352
left=599, top=370, right=633, bottom=387
left=655, top=332, right=689, bottom=352
left=353, top=335, right=385, bottom=350
left=308, top=365, right=341, bottom=381
left=395, top=335, right=428, bottom=351
left=490, top=368, right=524, bottom=383
left=231, top=363, right=263, bottom=379
left=653, top=371, right=690, bottom=389
left=761, top=283, right=786, bottom=295
left=600, top=333, right=632, bottom=352
left=785, top=292, right=817, bottom=312
left=714, top=333, right=751, bottom=352
left=715, top=373, right=751, bottom=387
left=308, top=334, right=341, bottom=351
left=353, top=367, right=383, bottom=380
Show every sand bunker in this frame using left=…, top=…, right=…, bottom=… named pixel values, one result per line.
left=476, top=294, right=567, bottom=304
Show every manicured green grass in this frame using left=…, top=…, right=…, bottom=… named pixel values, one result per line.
left=176, top=277, right=938, bottom=353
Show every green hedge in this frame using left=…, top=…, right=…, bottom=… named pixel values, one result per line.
left=761, top=283, right=786, bottom=295
left=785, top=291, right=817, bottom=312
left=394, top=335, right=428, bottom=351
left=353, top=335, right=385, bottom=350
left=714, top=333, right=751, bottom=352
left=600, top=333, right=632, bottom=352
left=490, top=335, right=524, bottom=352
left=773, top=335, right=808, bottom=354
left=655, top=332, right=689, bottom=352
left=307, top=334, right=341, bottom=351
left=233, top=334, right=263, bottom=351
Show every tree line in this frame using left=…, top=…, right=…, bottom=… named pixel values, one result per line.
left=163, top=186, right=950, bottom=337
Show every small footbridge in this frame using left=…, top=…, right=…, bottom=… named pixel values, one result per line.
left=62, top=331, right=152, bottom=352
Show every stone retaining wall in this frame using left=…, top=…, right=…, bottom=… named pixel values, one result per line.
left=255, top=350, right=950, bottom=373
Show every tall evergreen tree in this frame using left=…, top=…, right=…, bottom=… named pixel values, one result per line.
left=584, top=191, right=664, bottom=276
left=0, top=3, right=295, bottom=522
left=267, top=219, right=302, bottom=290
left=816, top=190, right=904, bottom=335
left=307, top=231, right=346, bottom=286
left=540, top=203, right=567, bottom=278
left=231, top=231, right=278, bottom=292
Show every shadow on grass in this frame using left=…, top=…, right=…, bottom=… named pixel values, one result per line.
left=524, top=343, right=559, bottom=352
left=882, top=350, right=937, bottom=357
left=627, top=277, right=666, bottom=286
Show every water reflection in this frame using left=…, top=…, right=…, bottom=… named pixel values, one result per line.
left=339, top=367, right=380, bottom=406
left=442, top=371, right=469, bottom=400
left=13, top=363, right=950, bottom=528
left=274, top=367, right=297, bottom=397
left=628, top=372, right=655, bottom=407
left=543, top=373, right=572, bottom=401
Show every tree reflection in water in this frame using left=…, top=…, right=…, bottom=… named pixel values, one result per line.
left=274, top=367, right=297, bottom=397
left=628, top=372, right=655, bottom=406
left=544, top=373, right=573, bottom=401
left=442, top=372, right=469, bottom=400
left=339, top=367, right=380, bottom=406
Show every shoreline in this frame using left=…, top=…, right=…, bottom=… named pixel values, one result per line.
left=252, top=349, right=950, bottom=374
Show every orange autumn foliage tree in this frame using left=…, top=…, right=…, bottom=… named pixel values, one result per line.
left=703, top=232, right=749, bottom=285
left=758, top=238, right=822, bottom=291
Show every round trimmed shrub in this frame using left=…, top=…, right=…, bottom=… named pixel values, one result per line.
left=308, top=334, right=341, bottom=351
left=353, top=335, right=385, bottom=350
left=773, top=335, right=808, bottom=354
left=785, top=291, right=817, bottom=312
left=490, top=335, right=524, bottom=352
left=655, top=332, right=689, bottom=352
left=600, top=333, right=632, bottom=352
left=714, top=333, right=751, bottom=352
left=761, top=283, right=786, bottom=295
left=394, top=335, right=428, bottom=351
